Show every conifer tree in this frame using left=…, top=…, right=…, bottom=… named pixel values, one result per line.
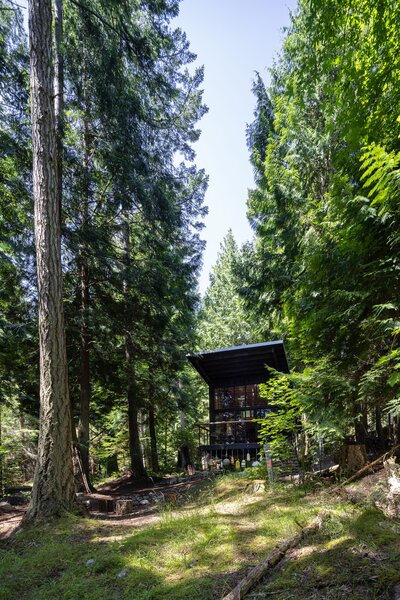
left=198, top=231, right=256, bottom=350
left=27, top=0, right=75, bottom=519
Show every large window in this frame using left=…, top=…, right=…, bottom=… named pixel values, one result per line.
left=211, top=384, right=269, bottom=445
left=213, top=384, right=265, bottom=416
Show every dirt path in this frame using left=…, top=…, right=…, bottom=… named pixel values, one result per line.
left=0, top=472, right=213, bottom=541
left=0, top=508, right=25, bottom=539
left=0, top=502, right=161, bottom=541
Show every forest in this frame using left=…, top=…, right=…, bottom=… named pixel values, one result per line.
left=1, top=0, right=400, bottom=599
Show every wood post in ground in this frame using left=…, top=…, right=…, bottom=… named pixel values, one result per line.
left=115, top=499, right=134, bottom=515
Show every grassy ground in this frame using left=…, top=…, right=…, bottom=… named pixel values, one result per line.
left=0, top=474, right=399, bottom=600
left=247, top=504, right=400, bottom=600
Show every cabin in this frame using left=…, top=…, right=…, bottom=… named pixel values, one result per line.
left=187, top=341, right=289, bottom=463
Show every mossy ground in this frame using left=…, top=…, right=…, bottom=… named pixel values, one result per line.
left=248, top=503, right=400, bottom=600
left=0, top=474, right=399, bottom=600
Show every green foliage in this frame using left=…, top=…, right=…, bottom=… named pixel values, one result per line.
left=0, top=400, right=37, bottom=489
left=241, top=0, right=400, bottom=446
left=258, top=373, right=303, bottom=464
left=360, top=144, right=400, bottom=210
left=197, top=230, right=259, bottom=351
left=0, top=0, right=209, bottom=483
left=0, top=2, right=37, bottom=417
left=257, top=366, right=350, bottom=477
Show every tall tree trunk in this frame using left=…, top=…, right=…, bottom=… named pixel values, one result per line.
left=354, top=403, right=367, bottom=444
left=71, top=420, right=91, bottom=493
left=376, top=406, right=384, bottom=451
left=53, top=0, right=63, bottom=222
left=148, top=407, right=159, bottom=473
left=77, top=100, right=91, bottom=484
left=27, top=0, right=75, bottom=520
left=128, top=386, right=145, bottom=477
left=0, top=405, right=4, bottom=497
left=77, top=255, right=91, bottom=478
left=123, top=219, right=146, bottom=478
left=53, top=0, right=89, bottom=495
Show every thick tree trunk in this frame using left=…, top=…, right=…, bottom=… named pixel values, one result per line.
left=148, top=407, right=159, bottom=473
left=123, top=220, right=146, bottom=478
left=27, top=0, right=75, bottom=520
left=339, top=443, right=368, bottom=475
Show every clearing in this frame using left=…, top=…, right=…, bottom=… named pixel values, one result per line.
left=0, top=473, right=399, bottom=600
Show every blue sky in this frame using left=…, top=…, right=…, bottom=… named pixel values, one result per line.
left=174, top=0, right=297, bottom=293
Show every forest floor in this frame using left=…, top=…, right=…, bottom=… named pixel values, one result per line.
left=0, top=472, right=399, bottom=600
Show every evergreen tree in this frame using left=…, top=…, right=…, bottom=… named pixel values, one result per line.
left=198, top=231, right=256, bottom=350
left=27, top=0, right=75, bottom=519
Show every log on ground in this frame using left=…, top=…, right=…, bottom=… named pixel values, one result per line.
left=222, top=511, right=329, bottom=600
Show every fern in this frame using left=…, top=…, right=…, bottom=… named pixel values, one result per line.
left=360, top=144, right=400, bottom=211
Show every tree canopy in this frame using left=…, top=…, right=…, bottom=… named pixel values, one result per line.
left=241, top=0, right=400, bottom=449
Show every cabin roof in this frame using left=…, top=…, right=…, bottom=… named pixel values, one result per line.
left=187, top=340, right=289, bottom=385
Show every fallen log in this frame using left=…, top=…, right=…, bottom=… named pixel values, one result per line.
left=311, top=464, right=339, bottom=478
left=332, top=444, right=400, bottom=492
left=222, top=511, right=329, bottom=600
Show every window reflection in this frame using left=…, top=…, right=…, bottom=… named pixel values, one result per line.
left=214, top=384, right=263, bottom=411
left=211, top=384, right=268, bottom=445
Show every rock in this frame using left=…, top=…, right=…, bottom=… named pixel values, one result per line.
left=384, top=458, right=400, bottom=518
left=0, top=502, right=13, bottom=513
left=115, top=499, right=134, bottom=515
left=389, top=584, right=400, bottom=600
left=245, top=480, right=266, bottom=493
left=117, top=569, right=128, bottom=578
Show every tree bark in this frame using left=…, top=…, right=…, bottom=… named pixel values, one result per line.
left=148, top=406, right=159, bottom=472
left=126, top=359, right=146, bottom=478
left=77, top=97, right=91, bottom=484
left=53, top=0, right=63, bottom=222
left=339, top=443, right=368, bottom=474
left=77, top=256, right=91, bottom=478
left=27, top=0, right=75, bottom=520
left=354, top=402, right=367, bottom=444
left=106, top=453, right=119, bottom=476
left=0, top=405, right=4, bottom=497
left=376, top=406, right=384, bottom=451
left=123, top=220, right=146, bottom=478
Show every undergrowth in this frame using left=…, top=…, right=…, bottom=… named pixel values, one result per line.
left=0, top=475, right=398, bottom=600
